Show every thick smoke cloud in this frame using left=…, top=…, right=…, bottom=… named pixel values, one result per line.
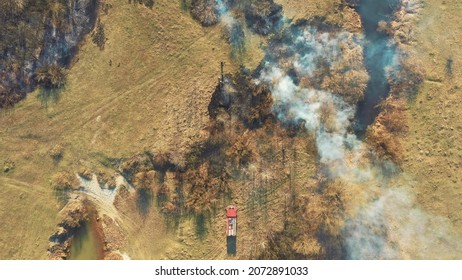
left=345, top=188, right=462, bottom=259
left=254, top=14, right=461, bottom=259
left=216, top=0, right=247, bottom=59
left=257, top=27, right=366, bottom=177
left=213, top=0, right=459, bottom=259
left=258, top=65, right=360, bottom=177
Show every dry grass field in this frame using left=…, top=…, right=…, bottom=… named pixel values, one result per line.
left=1, top=0, right=461, bottom=260
left=0, top=0, right=325, bottom=259
left=399, top=0, right=462, bottom=237
left=1, top=0, right=235, bottom=259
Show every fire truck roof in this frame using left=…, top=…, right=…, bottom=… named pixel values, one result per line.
left=226, top=206, right=237, bottom=218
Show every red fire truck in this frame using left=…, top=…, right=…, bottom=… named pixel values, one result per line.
left=226, top=205, right=237, bottom=237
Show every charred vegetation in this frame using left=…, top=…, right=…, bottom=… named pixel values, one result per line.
left=261, top=20, right=368, bottom=105
left=35, top=65, right=67, bottom=89
left=113, top=64, right=347, bottom=258
left=0, top=0, right=99, bottom=108
left=209, top=70, right=274, bottom=129
left=128, top=0, right=155, bottom=9
left=114, top=67, right=317, bottom=246
left=91, top=20, right=106, bottom=50
left=190, top=0, right=221, bottom=27
left=243, top=0, right=283, bottom=36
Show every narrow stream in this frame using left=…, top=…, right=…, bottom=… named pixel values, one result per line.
left=69, top=221, right=103, bottom=260
left=354, top=0, right=399, bottom=136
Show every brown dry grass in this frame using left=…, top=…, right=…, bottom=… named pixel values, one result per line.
left=274, top=0, right=343, bottom=24
left=0, top=0, right=235, bottom=259
left=397, top=0, right=462, bottom=239
left=0, top=0, right=390, bottom=260
left=366, top=96, right=409, bottom=163
left=50, top=171, right=79, bottom=191
left=190, top=0, right=219, bottom=26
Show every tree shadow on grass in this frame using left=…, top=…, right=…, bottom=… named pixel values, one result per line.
left=136, top=188, right=153, bottom=217
left=53, top=188, right=70, bottom=208
left=195, top=213, right=208, bottom=239
left=37, top=87, right=65, bottom=109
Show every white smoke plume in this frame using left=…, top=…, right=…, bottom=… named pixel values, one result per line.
left=216, top=0, right=234, bottom=26
left=258, top=27, right=366, bottom=178
left=345, top=187, right=462, bottom=259
left=258, top=64, right=362, bottom=177
left=215, top=0, right=246, bottom=59
left=256, top=23, right=462, bottom=259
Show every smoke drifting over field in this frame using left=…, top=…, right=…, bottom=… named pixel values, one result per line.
left=208, top=0, right=461, bottom=259
left=257, top=27, right=366, bottom=177
left=258, top=65, right=361, bottom=177
left=344, top=186, right=462, bottom=259
left=251, top=4, right=462, bottom=259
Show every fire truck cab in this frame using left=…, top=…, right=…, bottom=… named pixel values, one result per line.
left=226, top=205, right=237, bottom=237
